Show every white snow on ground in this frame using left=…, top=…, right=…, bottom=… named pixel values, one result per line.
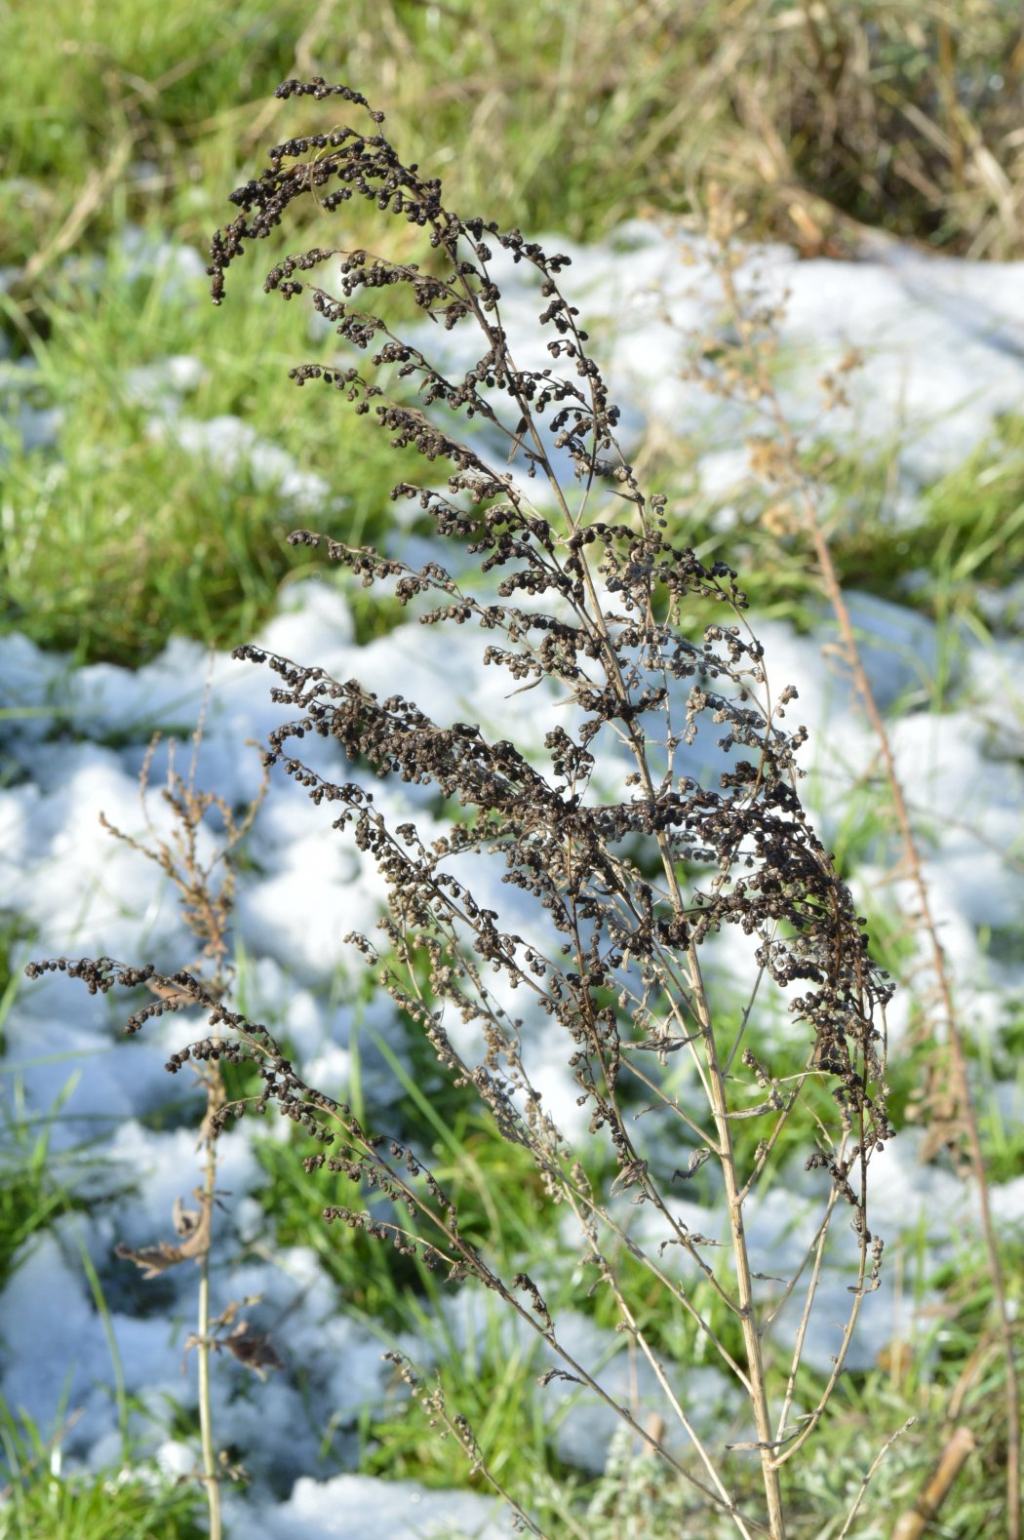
left=147, top=413, right=336, bottom=517
left=3, top=222, right=1024, bottom=1535
left=10, top=215, right=1024, bottom=499
left=391, top=218, right=1024, bottom=495
left=231, top=1472, right=516, bottom=1539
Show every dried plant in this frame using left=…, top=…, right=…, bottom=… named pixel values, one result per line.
left=30, top=81, right=899, bottom=1537
left=96, top=719, right=271, bottom=1539
left=684, top=182, right=1019, bottom=1539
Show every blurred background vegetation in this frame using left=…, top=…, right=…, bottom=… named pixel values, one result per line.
left=3, top=0, right=1024, bottom=664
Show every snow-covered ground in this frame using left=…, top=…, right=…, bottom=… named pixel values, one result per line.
left=3, top=223, right=1024, bottom=1535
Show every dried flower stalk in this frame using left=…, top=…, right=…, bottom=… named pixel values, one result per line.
left=31, top=82, right=898, bottom=1538
left=690, top=183, right=1020, bottom=1539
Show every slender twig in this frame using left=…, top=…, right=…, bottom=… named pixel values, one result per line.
left=834, top=1415, right=914, bottom=1540
left=98, top=711, right=265, bottom=1534
left=691, top=944, right=787, bottom=1537
left=196, top=1074, right=223, bottom=1540
left=802, top=502, right=1020, bottom=1536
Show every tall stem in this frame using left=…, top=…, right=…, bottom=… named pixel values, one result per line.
left=197, top=1080, right=222, bottom=1540
left=803, top=514, right=1020, bottom=1540
left=688, top=946, right=787, bottom=1539
left=711, top=239, right=1019, bottom=1537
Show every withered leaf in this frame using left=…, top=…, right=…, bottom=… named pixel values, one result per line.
left=115, top=1188, right=213, bottom=1279
left=223, top=1320, right=284, bottom=1378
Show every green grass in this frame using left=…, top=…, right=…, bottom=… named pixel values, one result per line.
left=358, top=1307, right=563, bottom=1498
left=918, top=413, right=1024, bottom=625
left=0, top=931, right=86, bottom=1288
left=0, top=1404, right=204, bottom=1540
left=0, top=1105, right=76, bottom=1291
left=0, top=237, right=429, bottom=665
left=4, top=0, right=1024, bottom=275
left=657, top=414, right=1024, bottom=647
left=0, top=916, right=34, bottom=1060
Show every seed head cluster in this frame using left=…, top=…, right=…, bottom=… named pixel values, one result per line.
left=204, top=79, right=892, bottom=1187
left=30, top=83, right=896, bottom=1520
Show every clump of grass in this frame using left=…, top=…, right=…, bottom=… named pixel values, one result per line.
left=0, top=243, right=424, bottom=666
left=0, top=1404, right=205, bottom=1540
left=0, top=1118, right=68, bottom=1293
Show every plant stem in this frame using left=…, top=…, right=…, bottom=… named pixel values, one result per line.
left=710, top=236, right=1019, bottom=1538
left=689, top=945, right=787, bottom=1540
left=197, top=1080, right=222, bottom=1540
left=892, top=1425, right=976, bottom=1540
left=803, top=510, right=1020, bottom=1540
